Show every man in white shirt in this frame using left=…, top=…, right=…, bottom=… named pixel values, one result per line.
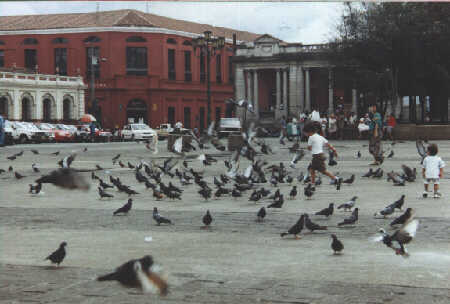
left=304, top=122, right=341, bottom=191
left=422, top=143, right=445, bottom=198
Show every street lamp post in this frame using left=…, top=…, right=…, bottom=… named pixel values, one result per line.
left=192, top=31, right=226, bottom=127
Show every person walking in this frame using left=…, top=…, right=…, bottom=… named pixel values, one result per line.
left=328, top=113, right=337, bottom=139
left=386, top=114, right=396, bottom=141
left=368, top=105, right=383, bottom=165
left=304, top=122, right=341, bottom=190
left=0, top=114, right=5, bottom=147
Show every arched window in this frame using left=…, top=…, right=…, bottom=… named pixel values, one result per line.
left=23, top=38, right=38, bottom=45
left=83, top=36, right=101, bottom=43
left=0, top=40, right=5, bottom=45
left=126, top=36, right=146, bottom=43
left=182, top=40, right=192, bottom=46
left=166, top=38, right=177, bottom=44
left=52, top=37, right=69, bottom=44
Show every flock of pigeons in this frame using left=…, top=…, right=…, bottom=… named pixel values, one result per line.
left=1, top=123, right=429, bottom=296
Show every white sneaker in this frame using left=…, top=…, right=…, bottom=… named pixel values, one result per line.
left=434, top=192, right=442, bottom=198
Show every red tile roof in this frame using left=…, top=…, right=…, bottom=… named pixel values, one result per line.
left=0, top=9, right=261, bottom=42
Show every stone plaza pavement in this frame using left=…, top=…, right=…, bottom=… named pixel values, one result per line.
left=0, top=139, right=449, bottom=303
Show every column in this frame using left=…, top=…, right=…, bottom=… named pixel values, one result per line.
left=79, top=90, right=86, bottom=118
left=289, top=65, right=297, bottom=117
left=55, top=90, right=63, bottom=120
left=283, top=69, right=288, bottom=117
left=234, top=67, right=245, bottom=120
left=12, top=88, right=21, bottom=120
left=246, top=70, right=252, bottom=103
left=351, top=88, right=358, bottom=116
left=328, top=68, right=334, bottom=114
left=35, top=91, right=43, bottom=120
left=305, top=67, right=311, bottom=112
left=276, top=69, right=281, bottom=116
left=253, top=70, right=259, bottom=118
left=297, top=66, right=305, bottom=113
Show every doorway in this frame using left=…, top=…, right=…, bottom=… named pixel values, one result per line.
left=126, top=99, right=147, bottom=124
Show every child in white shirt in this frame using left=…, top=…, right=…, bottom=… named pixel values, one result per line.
left=304, top=122, right=340, bottom=191
left=422, top=143, right=445, bottom=198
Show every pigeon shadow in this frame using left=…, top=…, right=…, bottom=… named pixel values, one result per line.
left=40, top=265, right=66, bottom=270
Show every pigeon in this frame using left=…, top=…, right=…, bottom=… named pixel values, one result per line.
left=401, top=165, right=416, bottom=182
left=97, top=255, right=168, bottom=295
left=44, top=242, right=67, bottom=266
left=119, top=160, right=125, bottom=168
left=331, top=234, right=344, bottom=254
left=29, top=182, right=42, bottom=194
left=416, top=140, right=427, bottom=164
left=7, top=155, right=17, bottom=161
left=304, top=183, right=314, bottom=199
left=8, top=166, right=13, bottom=172
left=357, top=151, right=361, bottom=158
left=362, top=168, right=373, bottom=177
left=99, top=179, right=114, bottom=189
left=202, top=210, right=213, bottom=228
left=267, top=194, right=284, bottom=208
left=390, top=208, right=414, bottom=227
left=280, top=214, right=305, bottom=239
left=51, top=151, right=60, bottom=156
left=15, top=172, right=26, bottom=179
left=256, top=207, right=266, bottom=222
left=337, top=196, right=357, bottom=211
left=58, top=153, right=76, bottom=168
left=372, top=168, right=383, bottom=178
left=231, top=189, right=242, bottom=199
left=113, top=199, right=133, bottom=216
left=99, top=187, right=114, bottom=199
left=374, top=204, right=395, bottom=218
left=36, top=169, right=90, bottom=190
left=289, top=186, right=297, bottom=200
left=153, top=207, right=172, bottom=225
left=32, top=163, right=40, bottom=173
left=315, top=203, right=334, bottom=217
left=342, top=174, right=355, bottom=185
left=128, top=162, right=135, bottom=169
left=304, top=214, right=327, bottom=232
left=0, top=169, right=5, bottom=174
left=372, top=219, right=419, bottom=257
left=389, top=195, right=405, bottom=211
left=387, top=150, right=394, bottom=158
left=31, top=149, right=39, bottom=155
left=96, top=164, right=104, bottom=170
left=338, top=208, right=359, bottom=226
left=83, top=147, right=88, bottom=152
left=112, top=154, right=120, bottom=165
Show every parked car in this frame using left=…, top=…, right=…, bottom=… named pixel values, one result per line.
left=155, top=123, right=174, bottom=140
left=35, top=123, right=57, bottom=142
left=4, top=120, right=20, bottom=144
left=120, top=123, right=157, bottom=141
left=13, top=122, right=51, bottom=143
left=54, top=124, right=75, bottom=142
left=218, top=118, right=242, bottom=137
left=74, top=125, right=90, bottom=142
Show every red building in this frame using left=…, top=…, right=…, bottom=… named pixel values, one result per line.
left=0, top=9, right=259, bottom=129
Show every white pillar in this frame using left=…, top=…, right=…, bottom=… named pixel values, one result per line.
left=305, top=68, right=311, bottom=112
left=283, top=69, right=288, bottom=117
left=12, top=89, right=21, bottom=120
left=351, top=88, right=358, bottom=116
left=55, top=90, right=63, bottom=120
left=289, top=65, right=297, bottom=116
left=328, top=68, right=334, bottom=114
left=276, top=69, right=281, bottom=116
left=297, top=66, right=304, bottom=113
left=246, top=70, right=252, bottom=103
left=253, top=70, right=259, bottom=118
left=235, top=67, right=245, bottom=120
left=78, top=91, right=85, bottom=118
left=35, top=91, right=43, bottom=120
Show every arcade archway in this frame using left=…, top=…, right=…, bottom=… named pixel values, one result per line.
left=126, top=99, right=147, bottom=124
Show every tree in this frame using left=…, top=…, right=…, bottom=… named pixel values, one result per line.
left=331, top=2, right=450, bottom=121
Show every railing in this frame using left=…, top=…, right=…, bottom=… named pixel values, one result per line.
left=0, top=70, right=83, bottom=83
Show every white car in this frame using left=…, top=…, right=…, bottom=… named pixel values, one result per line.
left=4, top=120, right=20, bottom=143
left=121, top=123, right=157, bottom=141
left=12, top=121, right=50, bottom=143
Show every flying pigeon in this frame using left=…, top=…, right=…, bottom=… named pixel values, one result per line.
left=390, top=208, right=414, bottom=227
left=372, top=219, right=419, bottom=257
left=97, top=255, right=168, bottom=295
left=36, top=168, right=89, bottom=190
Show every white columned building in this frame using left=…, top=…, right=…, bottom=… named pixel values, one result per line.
left=0, top=71, right=87, bottom=121
left=233, top=34, right=349, bottom=125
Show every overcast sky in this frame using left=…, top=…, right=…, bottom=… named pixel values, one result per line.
left=0, top=1, right=344, bottom=44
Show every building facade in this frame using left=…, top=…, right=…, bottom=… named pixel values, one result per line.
left=233, top=35, right=359, bottom=124
left=0, top=70, right=86, bottom=122
left=0, top=9, right=259, bottom=129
